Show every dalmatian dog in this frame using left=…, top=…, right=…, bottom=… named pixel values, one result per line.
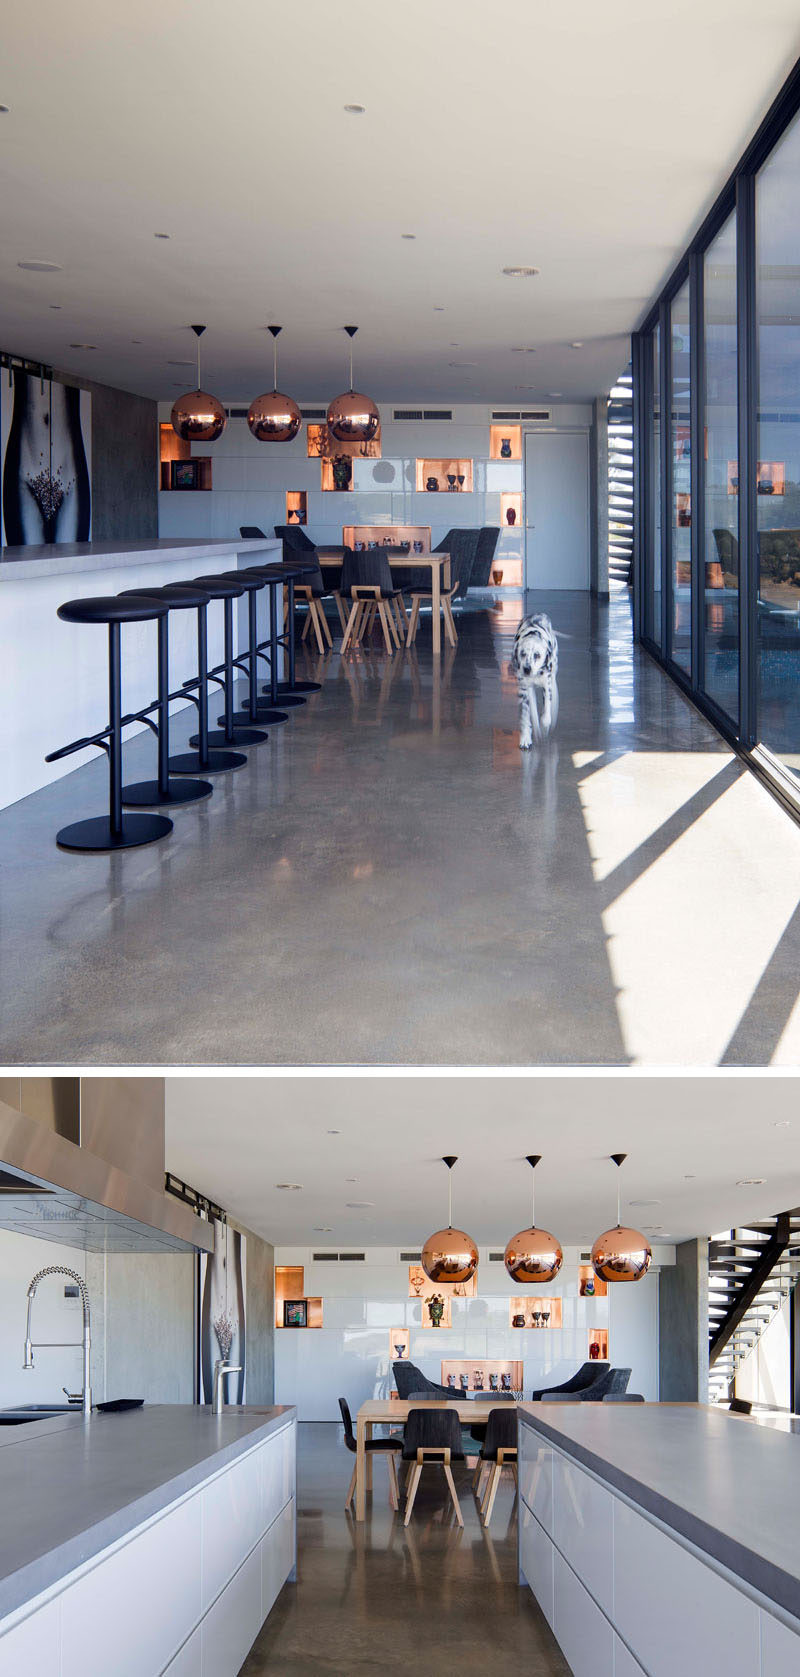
left=510, top=613, right=559, bottom=748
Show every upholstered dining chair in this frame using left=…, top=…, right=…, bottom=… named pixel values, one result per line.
left=273, top=524, right=338, bottom=649
left=474, top=1406, right=518, bottom=1527
left=338, top=1397, right=402, bottom=1512
left=402, top=1407, right=465, bottom=1528
left=339, top=548, right=407, bottom=653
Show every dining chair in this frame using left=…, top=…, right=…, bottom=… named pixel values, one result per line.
left=402, top=1407, right=465, bottom=1527
left=339, top=548, right=407, bottom=653
left=338, top=1397, right=402, bottom=1511
left=475, top=1406, right=518, bottom=1527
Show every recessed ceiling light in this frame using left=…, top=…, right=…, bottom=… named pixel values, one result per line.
left=69, top=342, right=97, bottom=350
left=346, top=1201, right=374, bottom=1208
left=343, top=104, right=365, bottom=114
left=772, top=1120, right=790, bottom=1128
left=49, top=304, right=62, bottom=311
left=313, top=1226, right=333, bottom=1233
left=629, top=1199, right=660, bottom=1207
left=449, top=361, right=477, bottom=368
left=18, top=260, right=62, bottom=272
left=736, top=1178, right=765, bottom=1186
left=641, top=1224, right=663, bottom=1231
left=131, top=338, right=142, bottom=344
left=684, top=1174, right=696, bottom=1180
left=167, top=359, right=194, bottom=366
left=549, top=392, right=563, bottom=398
left=154, top=232, right=170, bottom=239
left=275, top=1182, right=303, bottom=1191
left=433, top=306, right=445, bottom=311
left=449, top=342, right=460, bottom=347
left=326, top=1129, right=341, bottom=1135
left=0, top=104, right=9, bottom=115
left=401, top=233, right=416, bottom=240
left=570, top=341, right=584, bottom=349
left=502, top=266, right=539, bottom=277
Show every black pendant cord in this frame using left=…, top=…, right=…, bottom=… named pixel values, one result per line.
left=610, top=1152, right=627, bottom=1226
left=268, top=324, right=282, bottom=392
left=191, top=323, right=206, bottom=389
left=344, top=324, right=358, bottom=391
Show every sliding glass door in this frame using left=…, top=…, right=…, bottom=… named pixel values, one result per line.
left=644, top=327, right=662, bottom=649
left=756, top=106, right=800, bottom=784
left=669, top=282, right=692, bottom=674
left=701, top=214, right=739, bottom=723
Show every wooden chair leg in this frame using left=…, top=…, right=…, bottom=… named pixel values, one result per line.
left=345, top=1462, right=357, bottom=1509
left=340, top=600, right=362, bottom=653
left=483, top=1465, right=501, bottom=1527
left=473, top=1459, right=488, bottom=1495
left=407, top=597, right=421, bottom=645
left=480, top=1462, right=497, bottom=1516
left=443, top=1463, right=464, bottom=1528
left=321, top=606, right=333, bottom=648
left=310, top=600, right=325, bottom=654
left=404, top=1463, right=423, bottom=1526
left=394, top=595, right=409, bottom=635
left=386, top=602, right=402, bottom=650
left=377, top=602, right=394, bottom=654
left=301, top=611, right=312, bottom=643
left=443, top=599, right=458, bottom=647
left=387, top=1454, right=399, bottom=1511
left=334, top=591, right=348, bottom=633
left=352, top=602, right=368, bottom=646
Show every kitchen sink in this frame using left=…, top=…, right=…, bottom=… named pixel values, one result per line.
left=0, top=1406, right=74, bottom=1426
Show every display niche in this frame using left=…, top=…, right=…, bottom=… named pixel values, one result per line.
left=509, top=1297, right=563, bottom=1329
left=390, top=1329, right=410, bottom=1361
left=588, top=1328, right=608, bottom=1361
left=285, top=490, right=307, bottom=525
left=274, top=1264, right=322, bottom=1329
left=440, top=1359, right=523, bottom=1394
left=490, top=424, right=522, bottom=461
left=159, top=423, right=211, bottom=491
left=415, top=458, right=473, bottom=493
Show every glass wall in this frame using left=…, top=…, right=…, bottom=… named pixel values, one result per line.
left=756, top=105, right=800, bottom=783
left=702, top=214, right=739, bottom=721
left=644, top=326, right=662, bottom=648
left=669, top=281, right=692, bottom=673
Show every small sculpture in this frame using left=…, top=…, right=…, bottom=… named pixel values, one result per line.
left=500, top=437, right=512, bottom=458
left=427, top=1293, right=445, bottom=1327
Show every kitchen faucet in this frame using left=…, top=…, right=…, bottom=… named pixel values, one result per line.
left=212, top=1359, right=242, bottom=1415
left=23, top=1266, right=92, bottom=1418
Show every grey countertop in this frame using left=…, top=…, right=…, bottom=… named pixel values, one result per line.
left=0, top=536, right=279, bottom=582
left=0, top=1403, right=295, bottom=1622
left=519, top=1402, right=800, bottom=1619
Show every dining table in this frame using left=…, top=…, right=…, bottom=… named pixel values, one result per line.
left=317, top=547, right=452, bottom=655
left=353, top=1396, right=514, bottom=1520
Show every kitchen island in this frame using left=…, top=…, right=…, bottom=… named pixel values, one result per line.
left=0, top=1402, right=296, bottom=1677
left=518, top=1401, right=800, bottom=1677
left=0, top=536, right=281, bottom=809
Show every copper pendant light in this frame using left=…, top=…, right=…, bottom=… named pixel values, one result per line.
left=591, top=1154, right=652, bottom=1283
left=247, top=325, right=302, bottom=442
left=326, top=325, right=380, bottom=444
left=504, top=1155, right=563, bottom=1285
left=421, top=1156, right=479, bottom=1286
left=170, top=325, right=227, bottom=442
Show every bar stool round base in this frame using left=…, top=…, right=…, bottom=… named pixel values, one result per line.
left=193, top=727, right=268, bottom=748
left=230, top=707, right=289, bottom=727
left=169, top=748, right=247, bottom=775
left=56, top=813, right=173, bottom=852
left=276, top=680, right=321, bottom=695
left=122, top=778, right=213, bottom=808
left=263, top=689, right=305, bottom=708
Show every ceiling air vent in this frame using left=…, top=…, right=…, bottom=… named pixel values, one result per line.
left=400, top=1251, right=422, bottom=1263
left=225, top=407, right=249, bottom=419
left=300, top=408, right=327, bottom=419
left=393, top=409, right=453, bottom=421
left=491, top=408, right=551, bottom=421
left=489, top=1251, right=505, bottom=1262
left=312, top=1251, right=339, bottom=1262
left=580, top=1251, right=592, bottom=1263
left=339, top=1251, right=366, bottom=1261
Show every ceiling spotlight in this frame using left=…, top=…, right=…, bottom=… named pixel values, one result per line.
left=502, top=266, right=539, bottom=277
left=69, top=343, right=97, bottom=350
left=773, top=1121, right=790, bottom=1129
left=326, top=1129, right=341, bottom=1135
left=629, top=1199, right=660, bottom=1207
left=343, top=104, right=365, bottom=114
left=449, top=361, right=477, bottom=368
left=549, top=392, right=563, bottom=398
left=433, top=306, right=445, bottom=311
left=154, top=232, right=170, bottom=239
left=18, top=260, right=62, bottom=272
left=275, top=1182, right=303, bottom=1191
left=421, top=1157, right=479, bottom=1286
left=401, top=233, right=416, bottom=240
left=346, top=1201, right=374, bottom=1208
left=570, top=341, right=584, bottom=348
left=49, top=304, right=62, bottom=311
left=0, top=104, right=9, bottom=114
left=736, top=1178, right=766, bottom=1186
left=313, top=1226, right=333, bottom=1233
left=131, top=338, right=142, bottom=344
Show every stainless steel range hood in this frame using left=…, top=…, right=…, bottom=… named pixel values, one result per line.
left=0, top=1078, right=213, bottom=1254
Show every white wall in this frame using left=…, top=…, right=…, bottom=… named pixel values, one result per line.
left=735, top=1297, right=791, bottom=1409
left=273, top=1245, right=669, bottom=1421
left=157, top=400, right=593, bottom=588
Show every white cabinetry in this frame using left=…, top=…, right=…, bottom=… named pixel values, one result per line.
left=0, top=1419, right=296, bottom=1677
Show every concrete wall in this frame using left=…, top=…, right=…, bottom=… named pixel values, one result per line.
left=58, top=368, right=158, bottom=541
left=659, top=1236, right=709, bottom=1401
left=231, top=1218, right=275, bottom=1406
left=86, top=1250, right=195, bottom=1405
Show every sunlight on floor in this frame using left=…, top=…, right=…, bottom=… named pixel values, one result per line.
left=576, top=749, right=800, bottom=1063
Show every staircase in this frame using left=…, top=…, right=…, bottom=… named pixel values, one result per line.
left=608, top=372, right=633, bottom=587
left=708, top=1212, right=800, bottom=1404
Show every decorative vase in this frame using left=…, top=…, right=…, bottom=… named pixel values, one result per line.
left=332, top=457, right=352, bottom=492
left=489, top=1372, right=499, bottom=1391
left=512, top=1313, right=525, bottom=1328
left=426, top=476, right=439, bottom=492
left=500, top=1373, right=511, bottom=1391
left=394, top=1343, right=405, bottom=1359
left=492, top=569, right=503, bottom=585
left=457, top=474, right=465, bottom=489
left=460, top=1372, right=469, bottom=1390
left=589, top=1341, right=601, bottom=1359
left=428, top=1294, right=445, bottom=1327
left=447, top=1373, right=457, bottom=1388
left=500, top=438, right=512, bottom=458
left=506, top=506, right=517, bottom=525
left=446, top=474, right=457, bottom=491
left=474, top=1369, right=484, bottom=1390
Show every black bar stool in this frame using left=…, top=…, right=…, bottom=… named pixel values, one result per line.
left=50, top=595, right=174, bottom=851
left=186, top=575, right=268, bottom=750
left=156, top=583, right=247, bottom=775
left=212, top=570, right=289, bottom=730
left=275, top=561, right=322, bottom=698
left=239, top=562, right=295, bottom=713
left=117, top=585, right=213, bottom=809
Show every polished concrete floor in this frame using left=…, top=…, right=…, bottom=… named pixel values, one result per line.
left=241, top=1422, right=569, bottom=1677
left=3, top=589, right=800, bottom=1064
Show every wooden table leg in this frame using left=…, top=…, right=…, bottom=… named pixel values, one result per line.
left=356, top=1414, right=367, bottom=1521
left=431, top=560, right=442, bottom=657
left=365, top=1421, right=374, bottom=1491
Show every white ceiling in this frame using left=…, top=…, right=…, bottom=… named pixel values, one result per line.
left=165, top=1076, right=800, bottom=1248
left=2, top=2, right=800, bottom=404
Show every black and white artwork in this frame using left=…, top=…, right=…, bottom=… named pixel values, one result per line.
left=198, top=1220, right=246, bottom=1405
left=1, top=369, right=91, bottom=545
